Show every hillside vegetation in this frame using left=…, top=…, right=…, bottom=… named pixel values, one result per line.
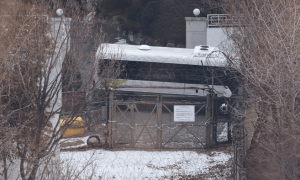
left=103, top=0, right=222, bottom=44
left=43, top=0, right=222, bottom=45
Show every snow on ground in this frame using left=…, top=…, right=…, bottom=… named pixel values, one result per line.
left=60, top=149, right=232, bottom=180
left=60, top=136, right=90, bottom=149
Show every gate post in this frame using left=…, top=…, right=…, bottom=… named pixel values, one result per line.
left=130, top=103, right=135, bottom=148
left=109, top=92, right=114, bottom=149
left=205, top=93, right=212, bottom=148
left=156, top=95, right=162, bottom=150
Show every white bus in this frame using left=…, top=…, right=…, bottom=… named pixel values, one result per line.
left=96, top=43, right=238, bottom=97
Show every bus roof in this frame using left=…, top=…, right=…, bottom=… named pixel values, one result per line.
left=96, top=44, right=228, bottom=67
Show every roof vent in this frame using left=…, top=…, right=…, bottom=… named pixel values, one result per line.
left=193, top=45, right=212, bottom=57
left=138, top=45, right=151, bottom=51
left=200, top=45, right=209, bottom=50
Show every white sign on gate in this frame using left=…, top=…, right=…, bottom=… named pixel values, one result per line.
left=174, top=105, right=195, bottom=122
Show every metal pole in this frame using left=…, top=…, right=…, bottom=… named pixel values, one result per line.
left=205, top=94, right=212, bottom=148
left=109, top=92, right=113, bottom=149
left=130, top=103, right=134, bottom=148
left=156, top=95, right=162, bottom=150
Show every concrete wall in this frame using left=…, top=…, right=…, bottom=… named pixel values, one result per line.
left=0, top=17, right=69, bottom=180
left=49, top=17, right=71, bottom=112
left=185, top=17, right=232, bottom=49
left=185, top=17, right=207, bottom=48
left=207, top=28, right=228, bottom=48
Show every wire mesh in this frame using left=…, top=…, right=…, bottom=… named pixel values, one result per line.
left=161, top=103, right=206, bottom=149
left=110, top=93, right=208, bottom=150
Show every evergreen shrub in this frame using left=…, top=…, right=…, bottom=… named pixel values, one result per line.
left=120, top=20, right=142, bottom=34
left=103, top=0, right=132, bottom=11
left=126, top=5, right=143, bottom=22
left=141, top=1, right=161, bottom=37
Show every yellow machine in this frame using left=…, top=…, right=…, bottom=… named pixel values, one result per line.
left=60, top=117, right=85, bottom=138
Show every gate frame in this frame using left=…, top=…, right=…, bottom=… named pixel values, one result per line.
left=108, top=90, right=233, bottom=150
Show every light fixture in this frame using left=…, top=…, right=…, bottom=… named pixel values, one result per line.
left=56, top=9, right=63, bottom=17
left=219, top=103, right=228, bottom=114
left=193, top=8, right=200, bottom=17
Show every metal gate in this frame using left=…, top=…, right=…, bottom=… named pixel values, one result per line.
left=108, top=92, right=232, bottom=150
left=160, top=102, right=206, bottom=149
left=110, top=101, right=158, bottom=148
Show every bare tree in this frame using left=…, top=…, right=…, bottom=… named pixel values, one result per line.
left=222, top=0, right=300, bottom=179
left=0, top=0, right=121, bottom=179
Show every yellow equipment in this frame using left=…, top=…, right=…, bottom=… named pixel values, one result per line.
left=60, top=117, right=84, bottom=138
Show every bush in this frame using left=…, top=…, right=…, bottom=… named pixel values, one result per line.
left=140, top=0, right=161, bottom=6
left=126, top=5, right=143, bottom=22
left=120, top=20, right=142, bottom=34
left=152, top=0, right=206, bottom=44
left=103, top=0, right=132, bottom=11
left=140, top=0, right=222, bottom=44
left=141, top=1, right=161, bottom=37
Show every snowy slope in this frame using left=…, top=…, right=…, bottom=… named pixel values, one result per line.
left=60, top=149, right=232, bottom=180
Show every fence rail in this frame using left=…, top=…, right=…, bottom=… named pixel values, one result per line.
left=207, top=14, right=239, bottom=27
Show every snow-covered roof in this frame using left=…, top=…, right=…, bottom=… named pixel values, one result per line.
left=96, top=44, right=228, bottom=67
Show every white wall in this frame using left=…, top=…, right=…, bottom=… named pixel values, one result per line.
left=207, top=28, right=228, bottom=48
left=0, top=17, right=70, bottom=180
left=185, top=17, right=207, bottom=48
